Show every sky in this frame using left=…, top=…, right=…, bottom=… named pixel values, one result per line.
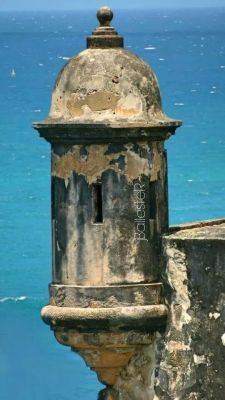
left=1, top=0, right=225, bottom=11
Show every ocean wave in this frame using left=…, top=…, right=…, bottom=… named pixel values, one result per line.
left=144, top=46, right=156, bottom=50
left=58, top=56, right=70, bottom=60
left=0, top=296, right=28, bottom=303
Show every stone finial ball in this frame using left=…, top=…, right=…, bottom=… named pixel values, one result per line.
left=97, top=6, right=114, bottom=26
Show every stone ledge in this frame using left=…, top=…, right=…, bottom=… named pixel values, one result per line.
left=167, top=220, right=225, bottom=240
left=33, top=120, right=181, bottom=144
left=41, top=304, right=168, bottom=332
left=169, top=217, right=225, bottom=234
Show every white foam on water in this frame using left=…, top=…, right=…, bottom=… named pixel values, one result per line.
left=144, top=46, right=156, bottom=50
left=58, top=56, right=70, bottom=60
left=159, top=58, right=165, bottom=61
left=0, top=296, right=28, bottom=303
left=220, top=65, right=225, bottom=69
left=198, top=192, right=209, bottom=196
left=174, top=103, right=185, bottom=106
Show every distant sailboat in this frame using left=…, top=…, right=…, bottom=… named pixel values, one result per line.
left=11, top=68, right=16, bottom=77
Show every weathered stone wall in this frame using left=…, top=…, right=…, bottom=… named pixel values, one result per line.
left=51, top=141, right=167, bottom=287
left=98, top=340, right=156, bottom=400
left=155, top=221, right=225, bottom=400
left=96, top=220, right=225, bottom=400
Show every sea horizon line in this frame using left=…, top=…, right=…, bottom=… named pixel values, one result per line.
left=1, top=6, right=225, bottom=13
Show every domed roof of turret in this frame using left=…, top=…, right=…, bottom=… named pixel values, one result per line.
left=46, top=7, right=179, bottom=128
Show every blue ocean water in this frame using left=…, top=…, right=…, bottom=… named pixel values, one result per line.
left=0, top=8, right=225, bottom=400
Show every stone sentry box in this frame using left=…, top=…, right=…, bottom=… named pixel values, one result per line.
left=33, top=7, right=181, bottom=398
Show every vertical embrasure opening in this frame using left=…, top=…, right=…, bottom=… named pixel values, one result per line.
left=149, top=181, right=157, bottom=220
left=92, top=183, right=103, bottom=224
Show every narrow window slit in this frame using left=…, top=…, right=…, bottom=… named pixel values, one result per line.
left=92, top=183, right=103, bottom=224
